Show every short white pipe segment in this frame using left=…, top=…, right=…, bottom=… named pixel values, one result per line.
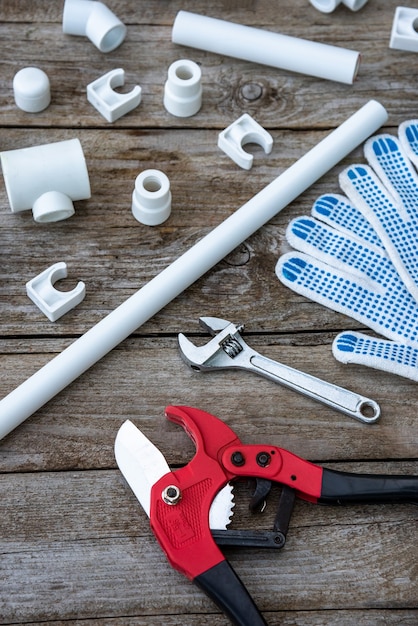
left=172, top=11, right=360, bottom=84
left=0, top=100, right=388, bottom=440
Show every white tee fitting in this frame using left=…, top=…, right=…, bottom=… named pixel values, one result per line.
left=132, top=170, right=172, bottom=226
left=309, top=0, right=368, bottom=12
left=164, top=59, right=202, bottom=117
left=13, top=67, right=51, bottom=113
left=62, top=0, right=127, bottom=52
left=0, top=138, right=91, bottom=223
left=172, top=11, right=360, bottom=85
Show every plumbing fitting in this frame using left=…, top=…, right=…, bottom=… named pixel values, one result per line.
left=87, top=69, right=142, bottom=122
left=62, top=0, right=126, bottom=52
left=172, top=11, right=361, bottom=85
left=0, top=138, right=91, bottom=223
left=0, top=100, right=388, bottom=440
left=309, top=0, right=368, bottom=12
left=164, top=59, right=202, bottom=117
left=26, top=262, right=86, bottom=322
left=13, top=67, right=51, bottom=113
left=390, top=7, right=418, bottom=52
left=132, top=169, right=172, bottom=225
left=218, top=114, right=273, bottom=170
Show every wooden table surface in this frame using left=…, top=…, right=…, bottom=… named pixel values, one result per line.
left=1, top=1, right=417, bottom=624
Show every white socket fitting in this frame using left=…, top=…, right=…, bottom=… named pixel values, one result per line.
left=132, top=170, right=171, bottom=226
left=26, top=262, right=86, bottom=322
left=13, top=67, right=51, bottom=113
left=309, top=0, right=368, bottom=12
left=172, top=11, right=360, bottom=84
left=218, top=113, right=273, bottom=170
left=87, top=68, right=142, bottom=122
left=164, top=59, right=202, bottom=117
left=0, top=138, right=91, bottom=223
left=390, top=7, right=418, bottom=53
left=62, top=0, right=127, bottom=52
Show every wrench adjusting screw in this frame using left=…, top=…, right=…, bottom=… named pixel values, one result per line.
left=256, top=452, right=271, bottom=467
left=162, top=485, right=182, bottom=505
left=231, top=451, right=246, bottom=467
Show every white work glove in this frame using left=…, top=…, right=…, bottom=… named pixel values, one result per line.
left=275, top=121, right=418, bottom=382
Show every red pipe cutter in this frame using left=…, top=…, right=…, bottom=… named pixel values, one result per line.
left=114, top=406, right=418, bottom=626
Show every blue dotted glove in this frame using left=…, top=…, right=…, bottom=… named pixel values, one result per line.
left=276, top=190, right=418, bottom=381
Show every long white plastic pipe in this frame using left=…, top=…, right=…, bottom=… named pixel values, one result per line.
left=0, top=100, right=388, bottom=440
left=172, top=11, right=361, bottom=85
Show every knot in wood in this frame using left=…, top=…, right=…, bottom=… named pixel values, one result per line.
left=240, top=82, right=263, bottom=101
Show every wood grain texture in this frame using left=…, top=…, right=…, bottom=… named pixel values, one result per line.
left=0, top=1, right=417, bottom=624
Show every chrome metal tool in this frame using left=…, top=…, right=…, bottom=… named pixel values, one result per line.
left=178, top=316, right=380, bottom=424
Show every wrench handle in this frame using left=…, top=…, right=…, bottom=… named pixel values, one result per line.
left=249, top=354, right=380, bottom=423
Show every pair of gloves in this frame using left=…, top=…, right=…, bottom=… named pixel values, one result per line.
left=276, top=120, right=418, bottom=382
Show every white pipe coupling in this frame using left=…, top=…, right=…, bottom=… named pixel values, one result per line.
left=63, top=0, right=127, bottom=52
left=309, top=0, right=368, bottom=12
left=0, top=138, right=91, bottom=223
left=132, top=170, right=172, bottom=226
left=164, top=59, right=202, bottom=117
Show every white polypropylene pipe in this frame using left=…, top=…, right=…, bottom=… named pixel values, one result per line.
left=172, top=11, right=360, bottom=85
left=0, top=100, right=388, bottom=440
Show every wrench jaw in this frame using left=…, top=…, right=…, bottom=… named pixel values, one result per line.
left=198, top=316, right=232, bottom=335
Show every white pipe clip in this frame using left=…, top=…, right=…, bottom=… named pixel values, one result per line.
left=390, top=7, right=418, bottom=53
left=62, top=0, right=127, bottom=52
left=26, top=262, right=86, bottom=322
left=309, top=0, right=368, bottom=12
left=0, top=138, right=91, bottom=223
left=218, top=113, right=273, bottom=170
left=87, top=69, right=142, bottom=122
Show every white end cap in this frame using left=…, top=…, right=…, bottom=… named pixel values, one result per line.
left=132, top=170, right=172, bottom=226
left=13, top=67, right=50, bottom=113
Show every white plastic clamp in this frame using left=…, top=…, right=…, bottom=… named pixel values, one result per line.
left=390, top=7, right=418, bottom=52
left=164, top=59, right=202, bottom=117
left=62, top=0, right=126, bottom=52
left=13, top=67, right=51, bottom=113
left=0, top=138, right=91, bottom=223
left=132, top=170, right=172, bottom=226
left=218, top=114, right=273, bottom=170
left=87, top=69, right=142, bottom=122
left=26, top=262, right=86, bottom=322
left=309, top=0, right=368, bottom=12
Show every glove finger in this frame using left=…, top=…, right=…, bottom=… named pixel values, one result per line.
left=286, top=215, right=392, bottom=288
left=312, top=193, right=384, bottom=248
left=276, top=251, right=418, bottom=347
left=333, top=331, right=418, bottom=382
left=398, top=119, right=418, bottom=170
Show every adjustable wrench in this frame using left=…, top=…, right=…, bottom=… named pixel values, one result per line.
left=178, top=317, right=380, bottom=424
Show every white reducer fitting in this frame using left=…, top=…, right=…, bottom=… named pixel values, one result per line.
left=309, top=0, right=368, bottom=12
left=164, top=59, right=202, bottom=117
left=26, top=262, right=86, bottom=322
left=62, top=0, right=126, bottom=52
left=87, top=68, right=142, bottom=122
left=218, top=113, right=273, bottom=170
left=13, top=67, right=51, bottom=113
left=0, top=138, right=91, bottom=223
left=132, top=169, right=171, bottom=226
left=390, top=7, right=418, bottom=52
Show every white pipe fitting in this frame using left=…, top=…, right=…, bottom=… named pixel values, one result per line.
left=62, top=0, right=127, bottom=52
left=13, top=67, right=51, bottom=113
left=87, top=69, right=142, bottom=122
left=0, top=100, right=388, bottom=440
left=26, top=262, right=86, bottom=322
left=172, top=11, right=360, bottom=85
left=390, top=7, right=418, bottom=53
left=0, top=138, right=91, bottom=223
left=132, top=170, right=172, bottom=225
left=164, top=59, right=202, bottom=117
left=218, top=114, right=273, bottom=170
left=309, top=0, right=368, bottom=12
